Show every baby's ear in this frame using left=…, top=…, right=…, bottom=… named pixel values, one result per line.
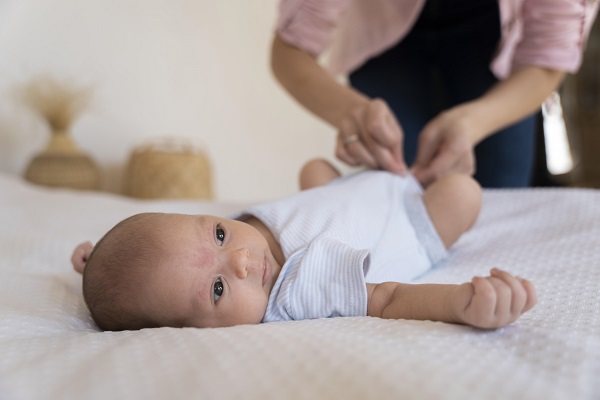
left=71, top=241, right=94, bottom=275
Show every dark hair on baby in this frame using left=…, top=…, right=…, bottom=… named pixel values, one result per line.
left=83, top=213, right=169, bottom=331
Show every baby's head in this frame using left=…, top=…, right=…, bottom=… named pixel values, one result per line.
left=82, top=212, right=280, bottom=331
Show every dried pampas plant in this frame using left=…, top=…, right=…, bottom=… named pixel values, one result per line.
left=15, top=75, right=92, bottom=154
left=16, top=75, right=100, bottom=190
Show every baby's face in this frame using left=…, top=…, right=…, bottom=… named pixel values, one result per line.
left=143, top=214, right=282, bottom=328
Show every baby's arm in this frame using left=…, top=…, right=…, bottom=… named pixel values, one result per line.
left=366, top=268, right=536, bottom=329
left=299, top=158, right=341, bottom=190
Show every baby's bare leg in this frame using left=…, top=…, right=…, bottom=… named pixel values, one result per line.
left=422, top=174, right=481, bottom=249
left=299, top=158, right=341, bottom=190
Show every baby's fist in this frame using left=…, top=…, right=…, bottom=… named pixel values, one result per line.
left=452, top=268, right=537, bottom=329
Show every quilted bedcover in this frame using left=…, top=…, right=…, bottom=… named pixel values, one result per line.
left=0, top=172, right=599, bottom=400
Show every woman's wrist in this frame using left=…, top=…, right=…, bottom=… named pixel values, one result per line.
left=452, top=66, right=565, bottom=146
left=438, top=102, right=491, bottom=146
left=331, top=93, right=370, bottom=129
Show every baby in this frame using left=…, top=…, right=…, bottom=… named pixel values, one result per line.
left=72, top=159, right=536, bottom=331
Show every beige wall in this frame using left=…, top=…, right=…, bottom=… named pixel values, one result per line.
left=0, top=0, right=335, bottom=203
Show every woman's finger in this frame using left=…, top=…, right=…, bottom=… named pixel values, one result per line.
left=346, top=138, right=378, bottom=168
left=362, top=100, right=407, bottom=174
left=335, top=120, right=362, bottom=166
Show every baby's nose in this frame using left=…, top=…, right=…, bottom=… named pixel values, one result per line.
left=230, top=248, right=248, bottom=279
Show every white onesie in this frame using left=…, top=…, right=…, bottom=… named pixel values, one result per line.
left=235, top=171, right=447, bottom=322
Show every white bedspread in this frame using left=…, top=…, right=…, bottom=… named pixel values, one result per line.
left=1, top=173, right=599, bottom=400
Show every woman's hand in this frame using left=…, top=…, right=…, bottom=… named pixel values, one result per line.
left=410, top=66, right=565, bottom=188
left=411, top=106, right=477, bottom=187
left=335, top=98, right=408, bottom=175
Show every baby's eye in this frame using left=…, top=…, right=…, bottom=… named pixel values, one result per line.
left=213, top=278, right=224, bottom=303
left=215, top=224, right=225, bottom=246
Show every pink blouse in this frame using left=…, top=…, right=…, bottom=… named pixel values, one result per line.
left=276, top=0, right=600, bottom=79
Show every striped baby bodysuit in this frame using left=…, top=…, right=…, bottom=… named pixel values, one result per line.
left=233, top=171, right=447, bottom=322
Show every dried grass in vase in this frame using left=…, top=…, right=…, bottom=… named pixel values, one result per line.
left=15, top=76, right=101, bottom=190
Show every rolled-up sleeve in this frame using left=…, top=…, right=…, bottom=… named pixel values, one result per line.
left=276, top=0, right=352, bottom=56
left=513, top=0, right=599, bottom=73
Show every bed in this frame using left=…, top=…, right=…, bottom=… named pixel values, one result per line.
left=1, top=171, right=599, bottom=400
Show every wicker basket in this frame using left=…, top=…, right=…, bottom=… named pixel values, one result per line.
left=123, top=139, right=213, bottom=200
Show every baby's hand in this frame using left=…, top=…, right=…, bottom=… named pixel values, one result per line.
left=451, top=268, right=537, bottom=329
left=71, top=241, right=94, bottom=274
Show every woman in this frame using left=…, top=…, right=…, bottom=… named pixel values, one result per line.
left=271, top=0, right=599, bottom=187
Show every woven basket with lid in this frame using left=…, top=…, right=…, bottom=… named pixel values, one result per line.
left=123, top=139, right=213, bottom=200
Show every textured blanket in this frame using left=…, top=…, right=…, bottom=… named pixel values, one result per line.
left=0, top=173, right=598, bottom=399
